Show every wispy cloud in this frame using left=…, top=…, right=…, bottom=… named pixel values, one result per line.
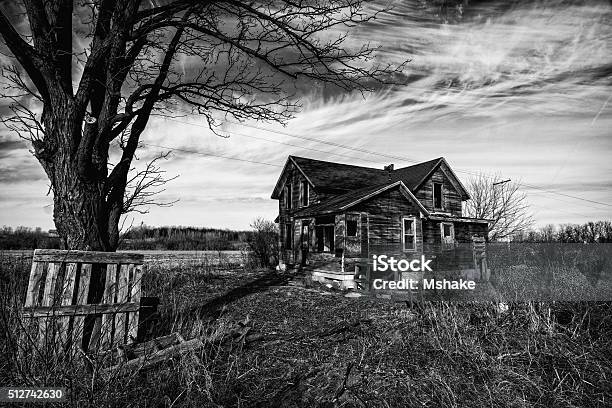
left=0, top=0, right=610, bottom=229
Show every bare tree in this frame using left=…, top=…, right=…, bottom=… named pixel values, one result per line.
left=123, top=151, right=178, bottom=216
left=248, top=217, right=279, bottom=268
left=464, top=173, right=534, bottom=241
left=0, top=1, right=402, bottom=251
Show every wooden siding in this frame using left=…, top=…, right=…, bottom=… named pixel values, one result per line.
left=414, top=161, right=463, bottom=216
left=344, top=213, right=362, bottom=257
left=277, top=161, right=319, bottom=264
left=423, top=220, right=487, bottom=246
left=455, top=222, right=488, bottom=242
left=422, top=220, right=488, bottom=270
left=350, top=188, right=423, bottom=258
left=277, top=161, right=319, bottom=220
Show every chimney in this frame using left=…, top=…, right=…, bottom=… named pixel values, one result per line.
left=384, top=164, right=394, bottom=182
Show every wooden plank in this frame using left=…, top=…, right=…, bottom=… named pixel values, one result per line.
left=102, top=338, right=203, bottom=376
left=60, top=263, right=78, bottom=305
left=22, top=302, right=140, bottom=318
left=88, top=316, right=102, bottom=353
left=57, top=262, right=78, bottom=348
left=73, top=263, right=91, bottom=349
left=114, top=264, right=132, bottom=345
left=127, top=265, right=143, bottom=343
left=24, top=261, right=45, bottom=307
left=101, top=264, right=118, bottom=349
left=129, top=332, right=183, bottom=357
left=41, top=262, right=61, bottom=306
left=33, top=249, right=144, bottom=264
left=75, top=263, right=92, bottom=305
left=38, top=262, right=61, bottom=349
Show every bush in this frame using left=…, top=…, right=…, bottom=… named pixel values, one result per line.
left=247, top=218, right=279, bottom=268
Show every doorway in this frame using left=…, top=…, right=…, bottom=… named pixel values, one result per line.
left=300, top=220, right=311, bottom=266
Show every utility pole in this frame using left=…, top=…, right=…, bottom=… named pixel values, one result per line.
left=492, top=179, right=511, bottom=187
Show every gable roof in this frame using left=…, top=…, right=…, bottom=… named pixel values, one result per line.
left=292, top=181, right=429, bottom=218
left=271, top=155, right=469, bottom=200
left=390, top=158, right=443, bottom=190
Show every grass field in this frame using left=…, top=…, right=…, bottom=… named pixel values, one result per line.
left=1, top=251, right=611, bottom=407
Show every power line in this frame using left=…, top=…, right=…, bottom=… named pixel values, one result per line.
left=222, top=119, right=612, bottom=208
left=158, top=114, right=612, bottom=209
left=142, top=142, right=282, bottom=167
left=224, top=119, right=423, bottom=165
left=521, top=184, right=611, bottom=208
left=162, top=117, right=385, bottom=165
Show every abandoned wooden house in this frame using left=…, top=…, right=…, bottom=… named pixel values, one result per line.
left=271, top=156, right=489, bottom=289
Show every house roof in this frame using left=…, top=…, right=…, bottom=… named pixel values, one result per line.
left=271, top=155, right=469, bottom=200
left=289, top=156, right=389, bottom=190
left=390, top=158, right=443, bottom=190
left=292, top=181, right=429, bottom=218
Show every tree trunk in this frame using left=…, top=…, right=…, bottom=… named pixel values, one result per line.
left=52, top=169, right=112, bottom=251
left=35, top=104, right=119, bottom=252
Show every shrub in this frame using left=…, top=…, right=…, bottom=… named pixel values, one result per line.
left=247, top=218, right=279, bottom=268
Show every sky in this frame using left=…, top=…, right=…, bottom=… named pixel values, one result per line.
left=0, top=0, right=611, bottom=231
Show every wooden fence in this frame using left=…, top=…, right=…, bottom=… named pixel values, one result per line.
left=22, top=249, right=144, bottom=353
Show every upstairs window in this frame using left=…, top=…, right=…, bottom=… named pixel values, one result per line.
left=285, top=185, right=292, bottom=210
left=433, top=182, right=443, bottom=209
left=403, top=217, right=416, bottom=251
left=300, top=181, right=309, bottom=207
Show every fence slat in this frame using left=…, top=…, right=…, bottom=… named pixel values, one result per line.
left=57, top=262, right=78, bottom=348
left=38, top=262, right=61, bottom=349
left=24, top=261, right=45, bottom=307
left=127, top=265, right=143, bottom=343
left=101, top=264, right=118, bottom=350
left=113, top=264, right=132, bottom=345
left=73, top=263, right=91, bottom=350
left=41, top=262, right=60, bottom=307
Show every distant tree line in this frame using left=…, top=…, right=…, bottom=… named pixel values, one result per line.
left=512, top=221, right=612, bottom=243
left=119, top=225, right=251, bottom=251
left=0, top=227, right=60, bottom=250
left=0, top=225, right=253, bottom=251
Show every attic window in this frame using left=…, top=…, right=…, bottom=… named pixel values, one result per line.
left=433, top=182, right=443, bottom=209
left=300, top=181, right=309, bottom=207
left=285, top=185, right=292, bottom=209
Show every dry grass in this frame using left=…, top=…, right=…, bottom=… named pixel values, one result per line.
left=1, top=251, right=611, bottom=407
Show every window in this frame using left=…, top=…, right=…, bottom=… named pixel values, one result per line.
left=285, top=185, right=292, bottom=209
left=300, top=181, right=309, bottom=207
left=441, top=222, right=454, bottom=247
left=346, top=215, right=358, bottom=237
left=315, top=226, right=335, bottom=252
left=285, top=223, right=293, bottom=249
left=301, top=221, right=310, bottom=247
left=402, top=217, right=416, bottom=251
left=433, top=182, right=443, bottom=209
left=346, top=220, right=358, bottom=237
